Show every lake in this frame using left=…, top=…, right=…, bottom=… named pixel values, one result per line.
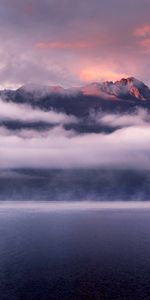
left=0, top=202, right=150, bottom=299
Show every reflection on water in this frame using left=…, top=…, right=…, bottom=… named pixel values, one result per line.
left=0, top=203, right=150, bottom=299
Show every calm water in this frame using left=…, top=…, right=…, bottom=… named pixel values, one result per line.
left=0, top=203, right=150, bottom=300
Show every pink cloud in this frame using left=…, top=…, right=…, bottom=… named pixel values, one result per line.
left=134, top=24, right=150, bottom=37
left=35, top=35, right=110, bottom=51
left=137, top=39, right=150, bottom=53
left=80, top=67, right=128, bottom=82
left=36, top=41, right=98, bottom=50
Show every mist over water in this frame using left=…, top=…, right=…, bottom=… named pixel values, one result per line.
left=0, top=168, right=150, bottom=201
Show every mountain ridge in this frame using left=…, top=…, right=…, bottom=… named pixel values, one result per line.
left=16, top=77, right=150, bottom=101
left=1, top=77, right=150, bottom=102
left=1, top=77, right=150, bottom=135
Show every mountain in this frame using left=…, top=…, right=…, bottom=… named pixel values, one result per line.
left=1, top=76, right=150, bottom=103
left=80, top=77, right=150, bottom=101
left=1, top=77, right=150, bottom=115
left=0, top=77, right=150, bottom=134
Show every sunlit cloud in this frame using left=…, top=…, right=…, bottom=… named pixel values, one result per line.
left=134, top=24, right=150, bottom=37
left=80, top=67, right=128, bottom=82
left=36, top=40, right=100, bottom=50
left=134, top=24, right=150, bottom=54
left=137, top=39, right=150, bottom=53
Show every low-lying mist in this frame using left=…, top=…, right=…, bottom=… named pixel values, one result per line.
left=1, top=100, right=150, bottom=201
left=1, top=121, right=150, bottom=169
left=1, top=169, right=150, bottom=201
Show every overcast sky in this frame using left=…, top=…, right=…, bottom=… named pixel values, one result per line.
left=0, top=0, right=150, bottom=89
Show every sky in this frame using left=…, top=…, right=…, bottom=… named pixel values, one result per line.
left=0, top=0, right=150, bottom=89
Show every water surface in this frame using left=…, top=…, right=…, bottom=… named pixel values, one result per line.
left=0, top=202, right=150, bottom=300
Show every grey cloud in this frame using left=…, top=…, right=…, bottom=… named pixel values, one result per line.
left=0, top=48, right=80, bottom=88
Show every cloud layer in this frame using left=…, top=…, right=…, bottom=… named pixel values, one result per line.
left=0, top=0, right=150, bottom=88
left=1, top=106, right=150, bottom=169
left=0, top=98, right=76, bottom=124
